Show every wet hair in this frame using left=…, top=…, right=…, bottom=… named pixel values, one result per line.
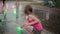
left=24, top=5, right=33, bottom=15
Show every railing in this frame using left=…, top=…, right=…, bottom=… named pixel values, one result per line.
left=32, top=6, right=60, bottom=12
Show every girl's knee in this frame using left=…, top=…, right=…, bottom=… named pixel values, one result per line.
left=24, top=26, right=30, bottom=30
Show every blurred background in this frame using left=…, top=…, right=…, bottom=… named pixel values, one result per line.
left=0, top=0, right=60, bottom=34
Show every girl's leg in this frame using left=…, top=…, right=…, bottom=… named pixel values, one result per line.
left=25, top=26, right=34, bottom=34
left=21, top=24, right=34, bottom=34
left=32, top=28, right=41, bottom=34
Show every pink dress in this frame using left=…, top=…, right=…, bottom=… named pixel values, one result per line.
left=27, top=16, right=44, bottom=31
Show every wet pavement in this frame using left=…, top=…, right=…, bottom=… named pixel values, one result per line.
left=0, top=1, right=55, bottom=34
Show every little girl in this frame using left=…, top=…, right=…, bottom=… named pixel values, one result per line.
left=21, top=5, right=44, bottom=34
